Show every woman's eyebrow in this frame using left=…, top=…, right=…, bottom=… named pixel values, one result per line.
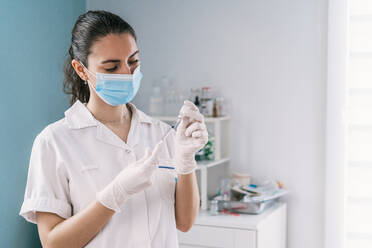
left=101, top=51, right=139, bottom=64
left=101, top=59, right=121, bottom=64
left=129, top=50, right=139, bottom=58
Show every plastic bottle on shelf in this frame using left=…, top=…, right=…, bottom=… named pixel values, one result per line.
left=194, top=95, right=200, bottom=109
left=209, top=200, right=219, bottom=215
left=216, top=97, right=225, bottom=117
left=200, top=87, right=214, bottom=117
left=212, top=99, right=218, bottom=117
left=189, top=88, right=201, bottom=112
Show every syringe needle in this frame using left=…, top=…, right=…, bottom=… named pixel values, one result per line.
left=161, top=115, right=182, bottom=141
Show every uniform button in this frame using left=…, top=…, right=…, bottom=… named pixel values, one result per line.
left=125, top=149, right=131, bottom=154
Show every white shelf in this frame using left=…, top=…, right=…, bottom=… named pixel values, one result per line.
left=152, top=114, right=231, bottom=211
left=197, top=158, right=231, bottom=211
left=196, top=157, right=230, bottom=170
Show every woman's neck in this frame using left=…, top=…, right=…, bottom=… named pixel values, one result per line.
left=85, top=98, right=131, bottom=124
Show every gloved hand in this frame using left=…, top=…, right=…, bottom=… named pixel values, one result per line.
left=175, top=100, right=209, bottom=174
left=97, top=141, right=163, bottom=212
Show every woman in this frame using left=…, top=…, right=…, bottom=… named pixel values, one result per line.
left=19, top=10, right=208, bottom=248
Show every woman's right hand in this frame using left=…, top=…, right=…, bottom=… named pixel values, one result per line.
left=97, top=141, right=163, bottom=212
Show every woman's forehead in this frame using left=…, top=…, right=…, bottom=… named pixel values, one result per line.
left=89, top=33, right=138, bottom=62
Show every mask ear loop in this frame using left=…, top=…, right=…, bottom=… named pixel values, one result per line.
left=79, top=62, right=95, bottom=87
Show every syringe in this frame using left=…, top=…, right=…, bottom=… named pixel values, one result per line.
left=158, top=115, right=182, bottom=170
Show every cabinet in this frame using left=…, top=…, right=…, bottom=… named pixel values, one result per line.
left=178, top=203, right=287, bottom=248
left=155, top=116, right=287, bottom=248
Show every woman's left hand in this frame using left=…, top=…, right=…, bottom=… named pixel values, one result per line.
left=174, top=100, right=208, bottom=174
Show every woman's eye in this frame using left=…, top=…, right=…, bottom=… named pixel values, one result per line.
left=129, top=59, right=139, bottom=65
left=105, top=66, right=117, bottom=72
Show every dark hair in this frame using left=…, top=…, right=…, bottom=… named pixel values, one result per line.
left=63, top=10, right=137, bottom=106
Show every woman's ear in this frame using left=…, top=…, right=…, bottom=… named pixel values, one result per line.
left=71, top=59, right=88, bottom=81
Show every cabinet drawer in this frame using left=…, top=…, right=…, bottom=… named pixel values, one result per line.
left=178, top=225, right=256, bottom=248
left=234, top=229, right=256, bottom=248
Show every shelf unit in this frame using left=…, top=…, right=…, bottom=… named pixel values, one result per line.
left=154, top=115, right=231, bottom=210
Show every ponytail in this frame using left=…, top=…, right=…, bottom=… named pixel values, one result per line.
left=63, top=45, right=90, bottom=106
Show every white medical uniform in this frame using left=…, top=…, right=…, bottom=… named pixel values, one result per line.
left=19, top=100, right=179, bottom=248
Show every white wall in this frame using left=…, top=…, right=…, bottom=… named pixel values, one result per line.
left=87, top=1, right=328, bottom=247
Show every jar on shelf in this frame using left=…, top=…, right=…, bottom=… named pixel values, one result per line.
left=200, top=87, right=214, bottom=117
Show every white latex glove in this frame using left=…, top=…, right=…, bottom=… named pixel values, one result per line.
left=175, top=100, right=209, bottom=174
left=97, top=141, right=163, bottom=212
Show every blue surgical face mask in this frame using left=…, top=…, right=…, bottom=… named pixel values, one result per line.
left=81, top=63, right=142, bottom=106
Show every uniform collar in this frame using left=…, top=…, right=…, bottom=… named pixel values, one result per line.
left=128, top=102, right=153, bottom=125
left=64, top=100, right=153, bottom=130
